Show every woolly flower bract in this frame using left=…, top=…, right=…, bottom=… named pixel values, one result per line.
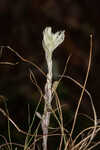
left=42, top=27, right=65, bottom=56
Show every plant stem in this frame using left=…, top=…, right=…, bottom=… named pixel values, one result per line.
left=42, top=57, right=52, bottom=150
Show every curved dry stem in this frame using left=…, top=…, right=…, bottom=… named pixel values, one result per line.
left=0, top=46, right=46, bottom=77
left=0, top=134, right=10, bottom=150
left=51, top=55, right=72, bottom=150
left=71, top=127, right=100, bottom=150
left=57, top=55, right=72, bottom=85
left=0, top=61, right=19, bottom=65
left=55, top=90, right=65, bottom=150
left=0, top=142, right=24, bottom=149
left=29, top=68, right=44, bottom=98
left=52, top=89, right=71, bottom=149
left=0, top=107, right=44, bottom=138
left=25, top=121, right=41, bottom=150
left=61, top=74, right=97, bottom=148
left=88, top=141, right=100, bottom=150
left=28, top=132, right=68, bottom=149
left=24, top=71, right=44, bottom=149
left=64, top=34, right=95, bottom=150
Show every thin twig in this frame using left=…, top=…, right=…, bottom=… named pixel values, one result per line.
left=64, top=34, right=93, bottom=150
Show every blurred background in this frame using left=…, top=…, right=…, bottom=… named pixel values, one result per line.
left=0, top=0, right=100, bottom=149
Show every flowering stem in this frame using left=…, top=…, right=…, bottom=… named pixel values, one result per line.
left=41, top=56, right=52, bottom=150
left=41, top=27, right=65, bottom=150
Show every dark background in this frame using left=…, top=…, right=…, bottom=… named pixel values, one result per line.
left=0, top=0, right=100, bottom=149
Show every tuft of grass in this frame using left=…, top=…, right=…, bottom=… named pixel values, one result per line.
left=0, top=30, right=99, bottom=150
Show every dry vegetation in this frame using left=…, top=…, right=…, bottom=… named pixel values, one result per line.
left=0, top=28, right=100, bottom=150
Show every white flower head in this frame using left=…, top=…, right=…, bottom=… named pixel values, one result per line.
left=42, top=27, right=65, bottom=57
